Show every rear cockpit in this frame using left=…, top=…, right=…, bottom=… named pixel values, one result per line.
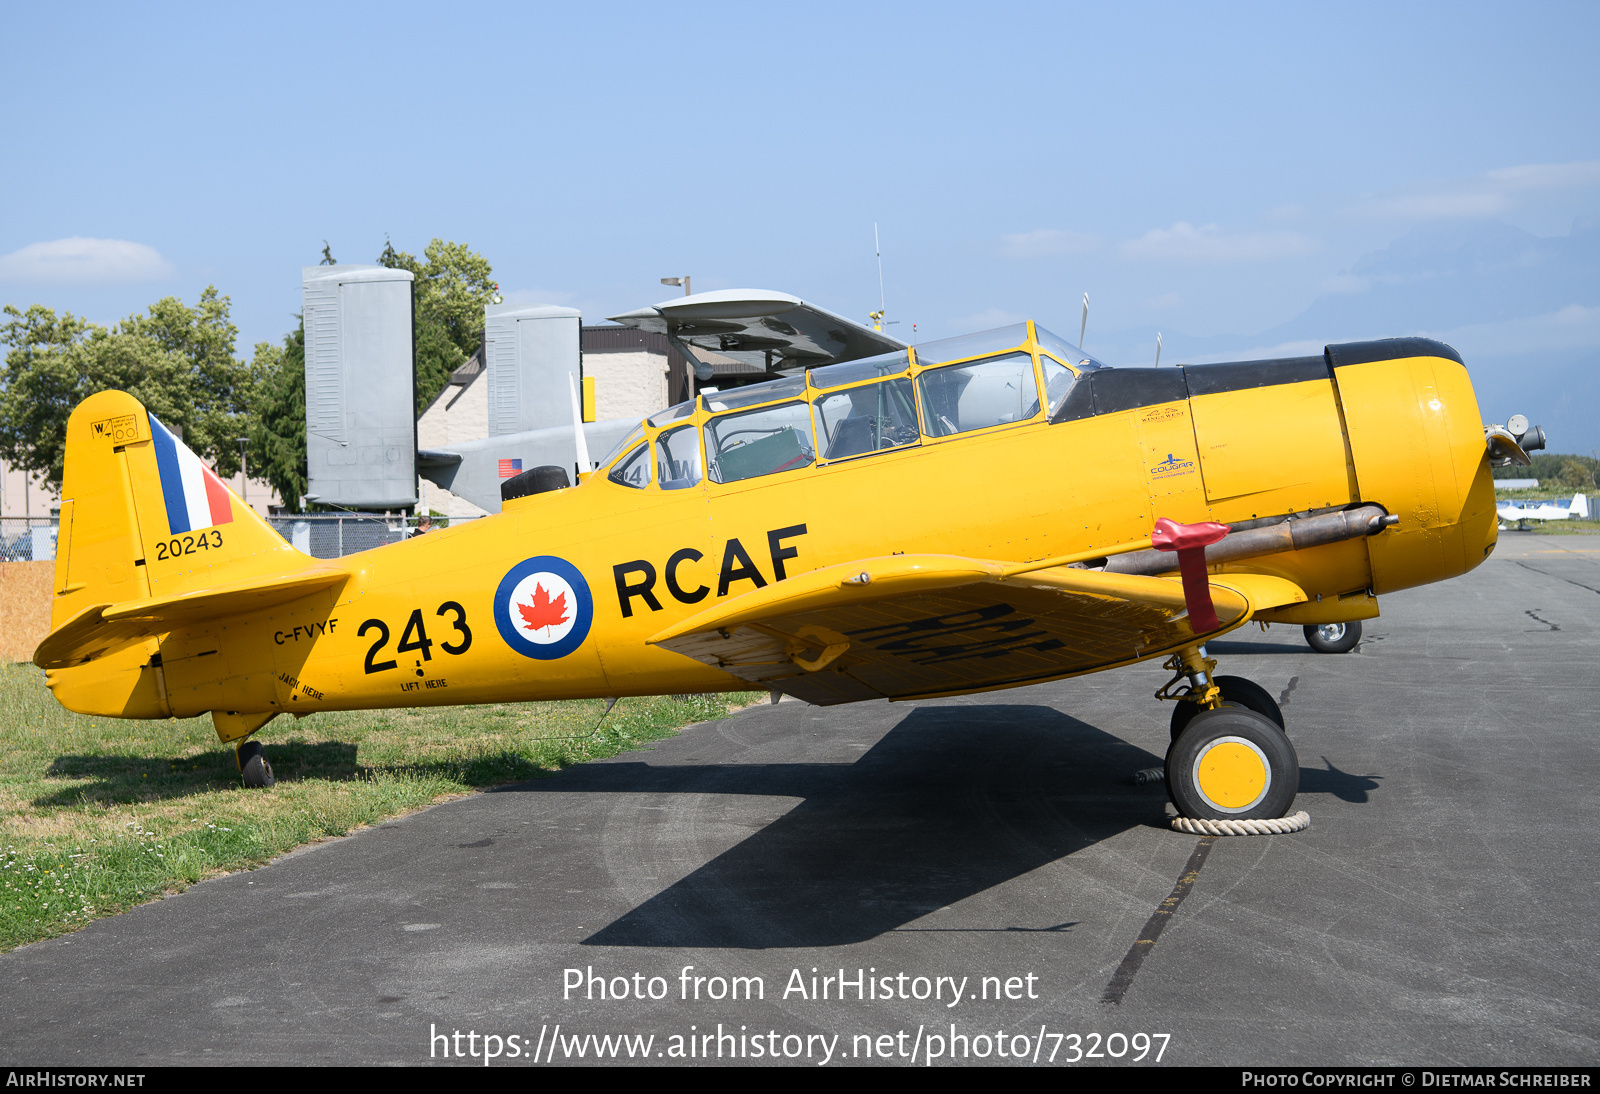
left=593, top=321, right=1106, bottom=491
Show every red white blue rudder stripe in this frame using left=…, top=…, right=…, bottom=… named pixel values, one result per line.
left=148, top=413, right=236, bottom=534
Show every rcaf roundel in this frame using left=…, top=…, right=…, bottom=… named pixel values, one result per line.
left=493, top=556, right=593, bottom=660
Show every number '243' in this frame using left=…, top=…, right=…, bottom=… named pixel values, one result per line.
left=359, top=602, right=471, bottom=673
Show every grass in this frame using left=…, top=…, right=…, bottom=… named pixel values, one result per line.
left=1495, top=515, right=1600, bottom=535
left=0, top=664, right=761, bottom=952
left=1512, top=521, right=1600, bottom=535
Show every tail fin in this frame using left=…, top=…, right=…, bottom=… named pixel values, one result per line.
left=51, top=390, right=308, bottom=634
left=1571, top=493, right=1588, bottom=519
left=43, top=392, right=320, bottom=718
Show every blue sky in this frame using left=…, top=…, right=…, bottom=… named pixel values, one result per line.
left=3, top=1, right=1598, bottom=446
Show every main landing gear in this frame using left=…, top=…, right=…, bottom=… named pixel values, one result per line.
left=1157, top=646, right=1298, bottom=821
left=236, top=739, right=275, bottom=789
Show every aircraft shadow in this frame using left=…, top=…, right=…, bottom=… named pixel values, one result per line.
left=38, top=740, right=361, bottom=806
left=501, top=704, right=1166, bottom=950
left=1297, top=756, right=1383, bottom=803
left=1205, top=639, right=1309, bottom=656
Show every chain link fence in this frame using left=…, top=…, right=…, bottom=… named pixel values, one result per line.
left=264, top=513, right=485, bottom=558
left=0, top=513, right=486, bottom=563
left=0, top=518, right=59, bottom=562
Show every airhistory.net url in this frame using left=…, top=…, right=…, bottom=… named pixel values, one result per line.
left=428, top=1022, right=1171, bottom=1065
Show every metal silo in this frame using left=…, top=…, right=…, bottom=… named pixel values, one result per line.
left=484, top=304, right=582, bottom=437
left=302, top=264, right=418, bottom=510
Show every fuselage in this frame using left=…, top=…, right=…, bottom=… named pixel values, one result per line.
left=46, top=325, right=1498, bottom=722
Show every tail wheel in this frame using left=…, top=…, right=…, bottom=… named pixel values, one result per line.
left=1170, top=675, right=1284, bottom=740
left=236, top=740, right=275, bottom=789
left=1304, top=621, right=1361, bottom=654
left=1166, top=707, right=1299, bottom=821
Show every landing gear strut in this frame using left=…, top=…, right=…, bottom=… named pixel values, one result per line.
left=236, top=739, right=275, bottom=789
left=1158, top=645, right=1298, bottom=820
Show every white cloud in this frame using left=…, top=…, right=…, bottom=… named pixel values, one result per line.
left=0, top=237, right=173, bottom=283
left=997, top=228, right=1100, bottom=259
left=1355, top=159, right=1600, bottom=220
left=1486, top=161, right=1600, bottom=191
left=1118, top=222, right=1317, bottom=263
left=1550, top=303, right=1600, bottom=326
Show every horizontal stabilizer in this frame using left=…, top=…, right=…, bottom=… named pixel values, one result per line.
left=35, top=568, right=348, bottom=669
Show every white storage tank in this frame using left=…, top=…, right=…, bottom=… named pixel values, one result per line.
left=302, top=264, right=418, bottom=509
left=484, top=304, right=582, bottom=437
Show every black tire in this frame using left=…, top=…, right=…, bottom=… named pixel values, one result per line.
left=237, top=740, right=275, bottom=789
left=1166, top=707, right=1299, bottom=821
left=1304, top=620, right=1361, bottom=654
left=1170, top=675, right=1285, bottom=740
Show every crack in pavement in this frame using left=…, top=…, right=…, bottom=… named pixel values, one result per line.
left=1524, top=609, right=1560, bottom=631
left=1513, top=560, right=1600, bottom=595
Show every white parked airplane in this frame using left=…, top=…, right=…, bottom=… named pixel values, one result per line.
left=1497, top=493, right=1588, bottom=528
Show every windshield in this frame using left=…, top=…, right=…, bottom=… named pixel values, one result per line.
left=595, top=422, right=645, bottom=470
left=1034, top=325, right=1108, bottom=370
left=648, top=400, right=696, bottom=426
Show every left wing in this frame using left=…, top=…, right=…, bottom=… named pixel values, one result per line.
left=646, top=554, right=1306, bottom=705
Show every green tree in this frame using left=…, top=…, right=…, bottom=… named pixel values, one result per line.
left=0, top=289, right=252, bottom=490
left=246, top=323, right=307, bottom=510
left=377, top=237, right=496, bottom=413
left=1556, top=459, right=1596, bottom=489
left=1495, top=453, right=1599, bottom=487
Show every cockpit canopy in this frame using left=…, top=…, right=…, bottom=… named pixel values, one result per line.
left=598, top=321, right=1103, bottom=491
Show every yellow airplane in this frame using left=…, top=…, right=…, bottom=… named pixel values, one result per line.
left=36, top=323, right=1517, bottom=824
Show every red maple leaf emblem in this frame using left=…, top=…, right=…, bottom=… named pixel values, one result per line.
left=516, top=583, right=569, bottom=632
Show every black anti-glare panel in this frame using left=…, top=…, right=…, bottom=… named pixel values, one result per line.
left=1090, top=369, right=1190, bottom=414
left=1050, top=376, right=1097, bottom=422
left=1326, top=337, right=1463, bottom=368
left=1182, top=356, right=1328, bottom=396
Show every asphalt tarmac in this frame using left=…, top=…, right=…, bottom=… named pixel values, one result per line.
left=2, top=536, right=1597, bottom=1067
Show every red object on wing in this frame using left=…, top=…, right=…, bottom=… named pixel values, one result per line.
left=1150, top=517, right=1230, bottom=634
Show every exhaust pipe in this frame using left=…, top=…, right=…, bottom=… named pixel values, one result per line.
left=1105, top=504, right=1397, bottom=578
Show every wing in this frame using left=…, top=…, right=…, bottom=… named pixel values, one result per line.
left=608, top=289, right=904, bottom=374
left=645, top=554, right=1307, bottom=705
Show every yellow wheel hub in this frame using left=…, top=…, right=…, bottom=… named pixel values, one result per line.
left=1193, top=737, right=1270, bottom=812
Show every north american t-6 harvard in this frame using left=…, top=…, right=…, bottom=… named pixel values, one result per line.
left=35, top=303, right=1542, bottom=824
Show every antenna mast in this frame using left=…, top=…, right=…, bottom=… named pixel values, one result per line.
left=1079, top=293, right=1089, bottom=349
left=871, top=223, right=888, bottom=332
